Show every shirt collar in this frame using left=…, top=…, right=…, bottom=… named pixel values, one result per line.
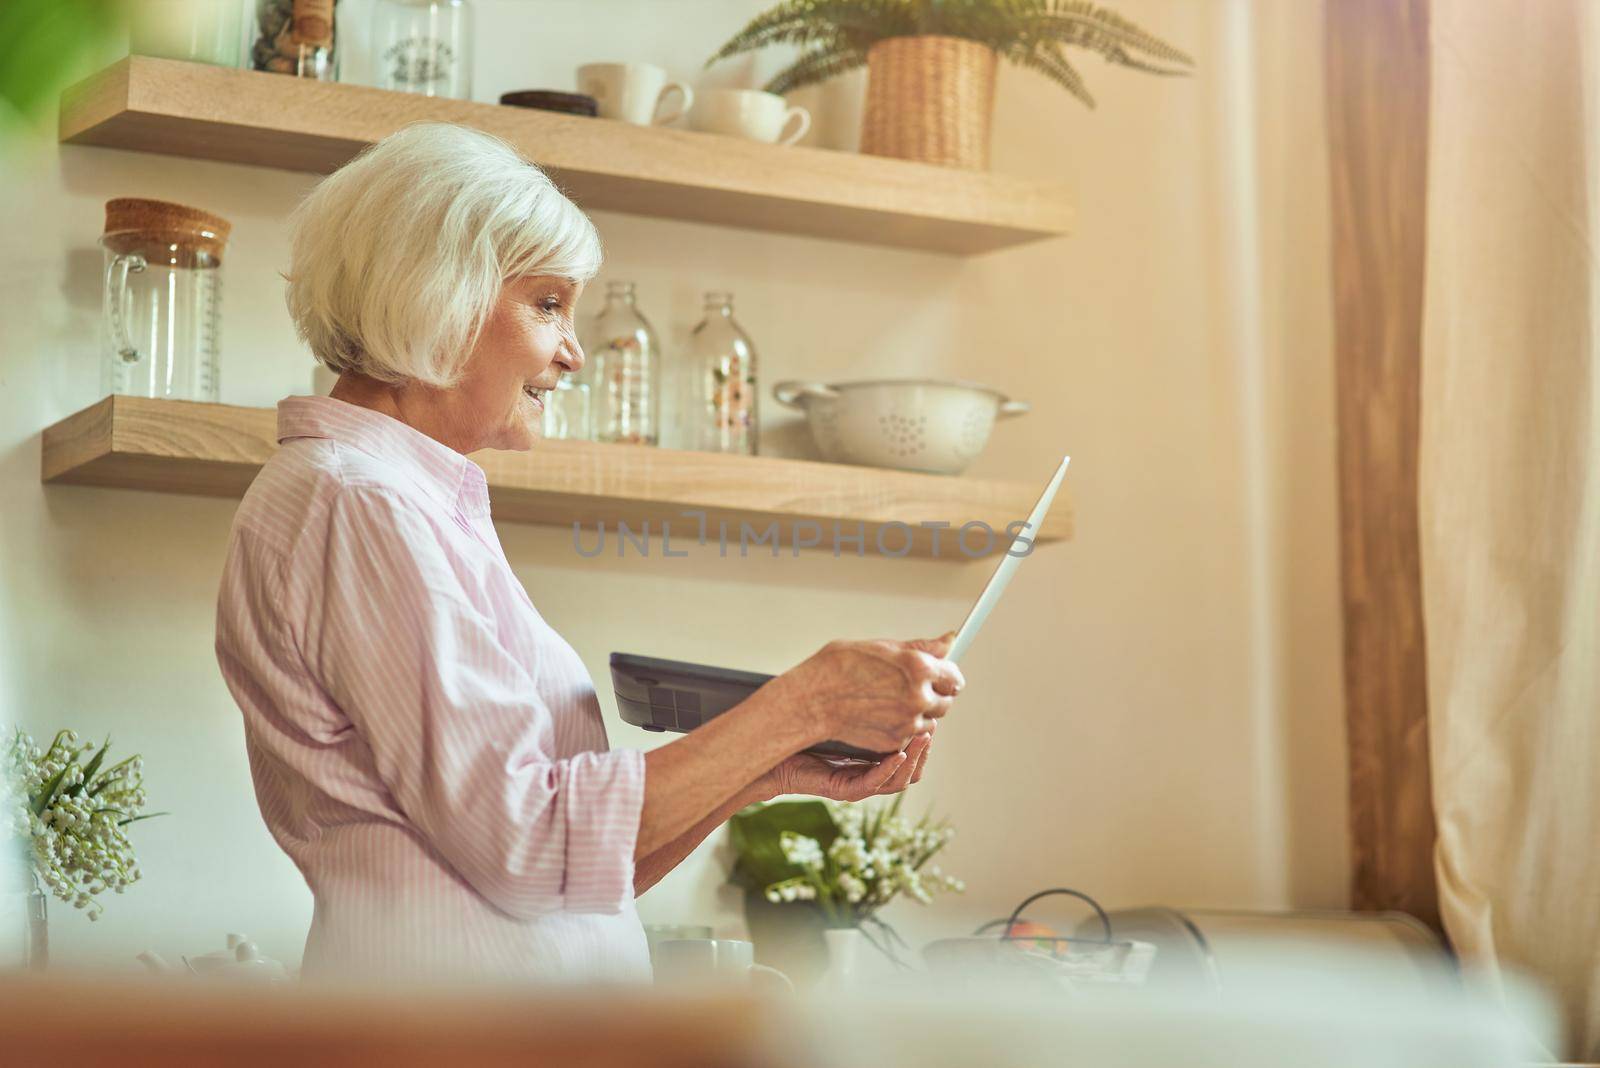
left=277, top=395, right=491, bottom=519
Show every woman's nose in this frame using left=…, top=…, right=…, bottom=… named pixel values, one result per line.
left=556, top=332, right=585, bottom=374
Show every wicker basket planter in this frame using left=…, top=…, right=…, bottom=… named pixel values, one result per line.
left=859, top=35, right=999, bottom=170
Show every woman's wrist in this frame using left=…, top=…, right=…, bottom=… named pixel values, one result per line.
left=743, top=773, right=781, bottom=806
left=751, top=671, right=829, bottom=750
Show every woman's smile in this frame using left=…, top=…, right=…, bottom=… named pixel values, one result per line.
left=520, top=381, right=549, bottom=418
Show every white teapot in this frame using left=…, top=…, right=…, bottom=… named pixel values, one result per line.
left=139, top=933, right=288, bottom=983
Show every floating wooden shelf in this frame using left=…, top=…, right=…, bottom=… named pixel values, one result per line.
left=41, top=397, right=1072, bottom=558
left=58, top=56, right=1073, bottom=255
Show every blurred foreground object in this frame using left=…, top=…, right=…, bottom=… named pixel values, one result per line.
left=0, top=978, right=772, bottom=1066
left=0, top=0, right=124, bottom=122
left=794, top=941, right=1557, bottom=1068
left=0, top=941, right=1555, bottom=1067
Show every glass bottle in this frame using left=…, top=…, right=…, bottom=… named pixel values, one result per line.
left=251, top=0, right=339, bottom=81
left=583, top=282, right=662, bottom=446
left=688, top=291, right=758, bottom=455
left=372, top=0, right=473, bottom=100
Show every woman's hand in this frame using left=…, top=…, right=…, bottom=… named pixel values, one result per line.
left=758, top=732, right=934, bottom=803
left=766, top=633, right=965, bottom=754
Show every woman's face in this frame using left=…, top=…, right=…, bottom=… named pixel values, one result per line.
left=451, top=274, right=585, bottom=452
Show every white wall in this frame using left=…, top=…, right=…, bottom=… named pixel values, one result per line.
left=0, top=0, right=1344, bottom=970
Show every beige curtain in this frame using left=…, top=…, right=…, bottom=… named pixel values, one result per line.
left=1420, top=0, right=1600, bottom=1057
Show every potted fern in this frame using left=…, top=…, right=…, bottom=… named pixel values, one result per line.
left=708, top=0, right=1193, bottom=170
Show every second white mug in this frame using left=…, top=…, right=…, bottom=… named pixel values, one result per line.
left=653, top=939, right=793, bottom=991
left=690, top=88, right=811, bottom=146
left=577, top=62, right=693, bottom=125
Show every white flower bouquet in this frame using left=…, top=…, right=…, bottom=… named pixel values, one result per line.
left=730, top=794, right=963, bottom=931
left=2, top=728, right=160, bottom=920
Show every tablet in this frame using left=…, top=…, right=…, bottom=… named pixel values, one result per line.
left=610, top=652, right=883, bottom=762
left=610, top=456, right=1070, bottom=763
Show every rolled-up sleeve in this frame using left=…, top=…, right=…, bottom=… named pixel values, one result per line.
left=303, top=485, right=644, bottom=919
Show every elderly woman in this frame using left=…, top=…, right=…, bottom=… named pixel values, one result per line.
left=214, top=123, right=963, bottom=982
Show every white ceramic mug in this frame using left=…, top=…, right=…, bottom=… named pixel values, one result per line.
left=690, top=88, right=811, bottom=145
left=653, top=939, right=793, bottom=990
left=576, top=62, right=693, bottom=126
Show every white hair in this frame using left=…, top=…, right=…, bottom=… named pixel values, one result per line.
left=284, top=122, right=602, bottom=387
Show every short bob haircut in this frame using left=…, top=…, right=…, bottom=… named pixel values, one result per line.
left=285, top=122, right=602, bottom=388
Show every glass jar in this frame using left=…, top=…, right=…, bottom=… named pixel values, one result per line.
left=688, top=291, right=759, bottom=454
left=129, top=0, right=244, bottom=67
left=541, top=375, right=592, bottom=440
left=582, top=281, right=662, bottom=446
left=100, top=198, right=229, bottom=403
left=372, top=0, right=473, bottom=99
left=251, top=0, right=338, bottom=81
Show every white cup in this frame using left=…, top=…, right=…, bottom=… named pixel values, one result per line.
left=690, top=88, right=811, bottom=145
left=577, top=62, right=693, bottom=126
left=653, top=939, right=793, bottom=990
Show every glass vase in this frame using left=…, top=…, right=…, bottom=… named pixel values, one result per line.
left=582, top=281, right=662, bottom=446
left=819, top=926, right=862, bottom=990
left=24, top=882, right=46, bottom=972
left=6, top=869, right=48, bottom=972
left=687, top=291, right=759, bottom=455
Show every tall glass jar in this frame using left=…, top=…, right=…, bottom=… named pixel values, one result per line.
left=688, top=291, right=759, bottom=455
left=100, top=198, right=228, bottom=403
left=582, top=282, right=662, bottom=446
left=252, top=0, right=339, bottom=81
left=373, top=0, right=473, bottom=99
left=129, top=0, right=244, bottom=67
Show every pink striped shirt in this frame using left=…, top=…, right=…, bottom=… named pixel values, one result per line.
left=214, top=396, right=650, bottom=982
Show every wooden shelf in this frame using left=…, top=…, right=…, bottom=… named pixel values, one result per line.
left=41, top=397, right=1072, bottom=558
left=58, top=56, right=1073, bottom=255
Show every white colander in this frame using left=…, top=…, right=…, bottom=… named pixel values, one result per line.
left=773, top=378, right=1030, bottom=475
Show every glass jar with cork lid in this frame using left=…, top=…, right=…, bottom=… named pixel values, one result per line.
left=100, top=198, right=230, bottom=404
left=251, top=0, right=339, bottom=81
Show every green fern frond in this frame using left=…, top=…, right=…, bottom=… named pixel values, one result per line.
left=709, top=0, right=912, bottom=65
left=705, top=0, right=1192, bottom=108
left=1008, top=45, right=1095, bottom=108
left=1031, top=19, right=1191, bottom=76
left=1034, top=1, right=1194, bottom=66
left=765, top=45, right=871, bottom=95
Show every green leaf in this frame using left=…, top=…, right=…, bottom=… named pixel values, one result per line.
left=117, top=811, right=168, bottom=827
left=765, top=45, right=869, bottom=95
left=88, top=753, right=137, bottom=795
left=65, top=737, right=110, bottom=798
left=728, top=800, right=838, bottom=891
left=30, top=764, right=69, bottom=817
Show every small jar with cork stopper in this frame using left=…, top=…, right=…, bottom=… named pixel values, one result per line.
left=251, top=0, right=339, bottom=81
